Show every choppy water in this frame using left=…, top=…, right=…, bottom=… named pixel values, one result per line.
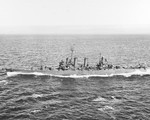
left=0, top=35, right=150, bottom=120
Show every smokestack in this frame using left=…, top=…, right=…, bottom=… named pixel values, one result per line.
left=73, top=57, right=77, bottom=67
left=84, top=58, right=88, bottom=67
left=66, top=58, right=69, bottom=65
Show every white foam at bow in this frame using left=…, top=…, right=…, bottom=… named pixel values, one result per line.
left=7, top=71, right=46, bottom=77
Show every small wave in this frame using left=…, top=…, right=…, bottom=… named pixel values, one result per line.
left=98, top=105, right=115, bottom=112
left=93, top=96, right=107, bottom=102
left=32, top=94, right=43, bottom=98
left=98, top=106, right=116, bottom=119
left=0, top=80, right=8, bottom=85
left=0, top=72, right=6, bottom=76
left=30, top=109, right=41, bottom=114
left=41, top=100, right=62, bottom=105
left=93, top=96, right=123, bottom=104
left=110, top=96, right=123, bottom=103
left=6, top=68, right=150, bottom=78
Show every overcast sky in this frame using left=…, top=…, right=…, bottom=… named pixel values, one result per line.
left=0, top=0, right=150, bottom=34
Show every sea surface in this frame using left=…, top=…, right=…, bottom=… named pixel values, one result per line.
left=0, top=34, right=150, bottom=120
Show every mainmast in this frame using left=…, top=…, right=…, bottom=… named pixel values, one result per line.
left=99, top=53, right=102, bottom=64
left=70, top=46, right=75, bottom=60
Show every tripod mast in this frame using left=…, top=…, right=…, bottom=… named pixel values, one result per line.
left=70, top=46, right=75, bottom=60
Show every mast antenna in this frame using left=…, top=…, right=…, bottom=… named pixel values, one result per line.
left=99, top=52, right=102, bottom=63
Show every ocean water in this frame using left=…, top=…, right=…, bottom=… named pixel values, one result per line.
left=0, top=35, right=150, bottom=120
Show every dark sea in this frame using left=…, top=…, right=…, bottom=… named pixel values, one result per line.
left=0, top=34, right=150, bottom=120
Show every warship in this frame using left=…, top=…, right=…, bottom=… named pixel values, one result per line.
left=1, top=47, right=149, bottom=78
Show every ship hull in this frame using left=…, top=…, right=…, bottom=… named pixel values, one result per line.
left=6, top=68, right=149, bottom=78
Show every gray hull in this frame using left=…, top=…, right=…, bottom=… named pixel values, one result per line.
left=6, top=68, right=149, bottom=77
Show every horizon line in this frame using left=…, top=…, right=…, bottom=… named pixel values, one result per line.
left=1, top=33, right=150, bottom=35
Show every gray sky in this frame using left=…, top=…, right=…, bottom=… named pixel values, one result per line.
left=0, top=0, right=150, bottom=34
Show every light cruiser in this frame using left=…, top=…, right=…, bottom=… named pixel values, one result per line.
left=1, top=48, right=148, bottom=78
